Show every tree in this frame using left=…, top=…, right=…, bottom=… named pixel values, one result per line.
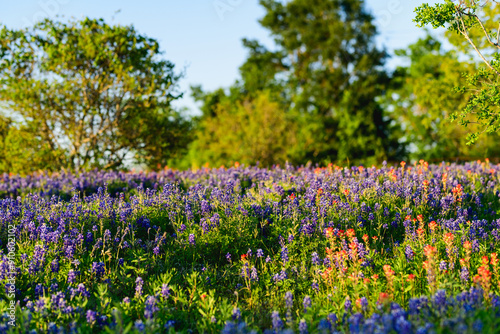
left=237, top=0, right=404, bottom=164
left=0, top=17, right=188, bottom=171
left=0, top=115, right=67, bottom=174
left=387, top=34, right=500, bottom=160
left=188, top=90, right=297, bottom=167
left=414, top=0, right=500, bottom=144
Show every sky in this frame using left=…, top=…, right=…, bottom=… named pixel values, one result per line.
left=0, top=0, right=443, bottom=115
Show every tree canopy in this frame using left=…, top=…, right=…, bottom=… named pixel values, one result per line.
left=387, top=33, right=500, bottom=161
left=188, top=0, right=405, bottom=168
left=414, top=0, right=500, bottom=144
left=0, top=17, right=189, bottom=172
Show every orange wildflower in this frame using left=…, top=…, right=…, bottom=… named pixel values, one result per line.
left=443, top=232, right=454, bottom=244
left=491, top=253, right=498, bottom=266
left=383, top=265, right=395, bottom=277
left=346, top=229, right=356, bottom=239
left=378, top=292, right=390, bottom=304
left=429, top=221, right=438, bottom=231
left=321, top=267, right=333, bottom=280
left=423, top=245, right=437, bottom=258
left=422, top=261, right=430, bottom=270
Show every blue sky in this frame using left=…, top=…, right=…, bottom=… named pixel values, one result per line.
left=0, top=0, right=442, bottom=114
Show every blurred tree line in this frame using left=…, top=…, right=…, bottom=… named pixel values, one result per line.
left=1, top=0, right=499, bottom=174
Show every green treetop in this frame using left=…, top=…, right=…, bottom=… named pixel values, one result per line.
left=0, top=17, right=189, bottom=172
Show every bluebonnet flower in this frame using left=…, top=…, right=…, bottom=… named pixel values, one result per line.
left=226, top=253, right=231, bottom=262
left=91, top=262, right=105, bottom=278
left=433, top=290, right=447, bottom=311
left=285, top=291, right=293, bottom=309
left=76, top=283, right=90, bottom=298
left=303, top=295, right=312, bottom=312
left=311, top=252, right=321, bottom=265
left=50, top=259, right=59, bottom=273
left=35, top=298, right=45, bottom=312
left=135, top=277, right=144, bottom=297
left=48, top=322, right=58, bottom=333
left=327, top=313, right=337, bottom=326
left=250, top=266, right=259, bottom=281
left=359, top=297, right=368, bottom=311
left=256, top=249, right=264, bottom=257
left=26, top=301, right=34, bottom=312
left=134, top=320, right=145, bottom=332
left=201, top=220, right=210, bottom=234
left=103, top=229, right=111, bottom=241
left=395, top=316, right=412, bottom=334
left=144, top=296, right=159, bottom=319
left=232, top=307, right=241, bottom=321
left=460, top=267, right=469, bottom=281
left=349, top=313, right=364, bottom=332
left=188, top=234, right=196, bottom=246
left=280, top=247, right=289, bottom=264
left=165, top=320, right=175, bottom=329
left=161, top=284, right=171, bottom=299
left=86, top=310, right=97, bottom=324
left=210, top=213, right=220, bottom=226
left=439, top=261, right=448, bottom=271
left=201, top=200, right=211, bottom=215
left=35, top=284, right=45, bottom=298
left=345, top=298, right=352, bottom=313
left=298, top=319, right=308, bottom=334
left=265, top=256, right=272, bottom=263
left=178, top=224, right=186, bottom=233
left=473, top=320, right=483, bottom=332
left=405, top=245, right=414, bottom=261
left=271, top=311, right=283, bottom=332
left=153, top=246, right=160, bottom=255
left=272, top=270, right=287, bottom=282
left=317, top=319, right=331, bottom=332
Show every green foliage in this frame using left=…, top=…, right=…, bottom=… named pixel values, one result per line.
left=387, top=33, right=500, bottom=160
left=189, top=0, right=405, bottom=168
left=0, top=17, right=189, bottom=172
left=189, top=90, right=297, bottom=167
left=414, top=0, right=500, bottom=144
left=251, top=0, right=405, bottom=163
left=0, top=115, right=67, bottom=174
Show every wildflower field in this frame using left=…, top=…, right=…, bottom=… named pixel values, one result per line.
left=1, top=161, right=500, bottom=333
